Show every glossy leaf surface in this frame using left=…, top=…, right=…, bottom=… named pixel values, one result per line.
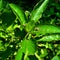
left=37, top=34, right=60, bottom=42
left=9, top=4, right=26, bottom=25
left=30, top=0, right=49, bottom=23
left=31, top=25, right=60, bottom=37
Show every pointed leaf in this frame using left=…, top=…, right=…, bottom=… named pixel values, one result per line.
left=30, top=0, right=49, bottom=22
left=37, top=34, right=60, bottom=42
left=9, top=3, right=27, bottom=25
left=31, top=25, right=60, bottom=37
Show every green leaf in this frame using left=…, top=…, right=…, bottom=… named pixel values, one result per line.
left=0, top=0, right=3, bottom=11
left=15, top=39, right=36, bottom=60
left=30, top=0, right=49, bottom=23
left=52, top=56, right=60, bottom=60
left=25, top=21, right=35, bottom=32
left=37, top=34, right=60, bottom=42
left=31, top=25, right=60, bottom=37
left=9, top=3, right=27, bottom=25
left=15, top=48, right=23, bottom=60
left=21, top=39, right=36, bottom=55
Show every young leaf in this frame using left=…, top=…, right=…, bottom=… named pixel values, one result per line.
left=37, top=34, right=60, bottom=42
left=21, top=39, right=36, bottom=55
left=9, top=4, right=27, bottom=25
left=15, top=48, right=23, bottom=60
left=30, top=0, right=49, bottom=23
left=25, top=21, right=35, bottom=32
left=31, top=25, right=60, bottom=37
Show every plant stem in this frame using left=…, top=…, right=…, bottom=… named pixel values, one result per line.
left=24, top=50, right=28, bottom=60
left=35, top=53, right=42, bottom=60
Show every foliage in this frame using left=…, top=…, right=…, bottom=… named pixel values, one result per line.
left=0, top=0, right=60, bottom=60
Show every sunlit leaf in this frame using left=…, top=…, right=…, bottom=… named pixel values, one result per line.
left=21, top=39, right=36, bottom=55
left=30, top=0, right=49, bottom=23
left=31, top=25, right=60, bottom=37
left=15, top=48, right=23, bottom=60
left=37, top=34, right=60, bottom=42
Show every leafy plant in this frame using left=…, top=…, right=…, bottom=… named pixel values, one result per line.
left=0, top=0, right=60, bottom=60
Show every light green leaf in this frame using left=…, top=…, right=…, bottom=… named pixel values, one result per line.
left=37, top=34, right=60, bottom=42
left=9, top=3, right=27, bottom=25
left=15, top=39, right=36, bottom=60
left=52, top=56, right=60, bottom=60
left=21, top=39, right=36, bottom=55
left=30, top=0, right=49, bottom=23
left=31, top=25, right=60, bottom=37
left=15, top=48, right=23, bottom=60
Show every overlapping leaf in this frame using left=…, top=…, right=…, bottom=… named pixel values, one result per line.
left=15, top=39, right=36, bottom=60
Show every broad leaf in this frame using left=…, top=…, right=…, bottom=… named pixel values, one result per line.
left=21, top=39, right=36, bottom=55
left=30, top=0, right=49, bottom=23
left=15, top=48, right=23, bottom=60
left=9, top=4, right=27, bottom=25
left=31, top=25, right=60, bottom=37
left=52, top=56, right=60, bottom=60
left=37, top=34, right=60, bottom=42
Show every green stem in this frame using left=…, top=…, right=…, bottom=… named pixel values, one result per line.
left=24, top=50, right=28, bottom=60
left=35, top=53, right=42, bottom=60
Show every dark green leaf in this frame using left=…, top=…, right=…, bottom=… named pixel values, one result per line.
left=1, top=11, right=16, bottom=28
left=9, top=3, right=27, bottom=25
